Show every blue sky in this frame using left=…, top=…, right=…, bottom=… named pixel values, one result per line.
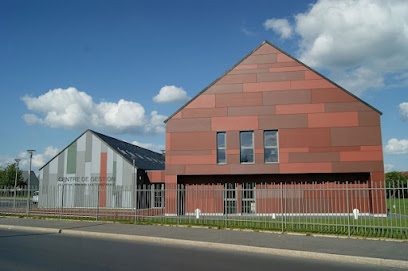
left=1, top=0, right=407, bottom=172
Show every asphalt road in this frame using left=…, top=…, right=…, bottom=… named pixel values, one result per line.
left=0, top=229, right=401, bottom=271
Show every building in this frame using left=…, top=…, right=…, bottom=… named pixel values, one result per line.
left=164, top=41, right=384, bottom=215
left=38, top=129, right=165, bottom=209
left=22, top=171, right=39, bottom=187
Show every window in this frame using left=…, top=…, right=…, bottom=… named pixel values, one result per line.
left=241, top=183, right=256, bottom=214
left=264, top=130, right=278, bottom=163
left=152, top=184, right=164, bottom=208
left=240, top=131, right=254, bottom=163
left=224, top=183, right=237, bottom=214
left=217, top=132, right=226, bottom=164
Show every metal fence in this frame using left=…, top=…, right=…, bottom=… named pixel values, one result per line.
left=0, top=180, right=407, bottom=239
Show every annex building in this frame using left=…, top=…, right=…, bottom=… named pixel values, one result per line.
left=38, top=129, right=165, bottom=209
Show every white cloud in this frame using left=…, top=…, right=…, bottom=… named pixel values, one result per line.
left=22, top=87, right=166, bottom=135
left=384, top=164, right=395, bottom=172
left=266, top=0, right=408, bottom=96
left=399, top=102, right=408, bottom=121
left=18, top=146, right=59, bottom=169
left=0, top=146, right=59, bottom=172
left=385, top=138, right=408, bottom=154
left=264, top=18, right=292, bottom=39
left=132, top=141, right=165, bottom=153
left=153, top=85, right=190, bottom=104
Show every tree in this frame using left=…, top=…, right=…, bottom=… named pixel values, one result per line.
left=385, top=171, right=407, bottom=198
left=0, top=163, right=24, bottom=187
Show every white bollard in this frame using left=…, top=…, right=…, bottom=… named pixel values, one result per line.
left=195, top=208, right=201, bottom=219
left=353, top=208, right=360, bottom=220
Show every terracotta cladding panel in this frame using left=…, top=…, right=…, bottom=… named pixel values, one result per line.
left=304, top=71, right=322, bottom=80
left=325, top=102, right=372, bottom=112
left=371, top=171, right=385, bottom=182
left=217, top=73, right=257, bottom=84
left=228, top=105, right=275, bottom=116
left=289, top=152, right=340, bottom=163
left=165, top=175, right=177, bottom=184
left=312, top=88, right=357, bottom=103
left=234, top=64, right=257, bottom=70
left=229, top=68, right=269, bottom=75
left=166, top=150, right=212, bottom=156
left=172, top=112, right=182, bottom=119
left=169, top=155, right=215, bottom=165
left=280, top=147, right=309, bottom=153
left=166, top=133, right=171, bottom=151
left=216, top=92, right=262, bottom=107
left=309, top=146, right=360, bottom=152
left=211, top=116, right=258, bottom=131
left=227, top=154, right=240, bottom=164
left=243, top=81, right=291, bottom=92
left=358, top=111, right=381, bottom=126
left=340, top=151, right=383, bottom=162
left=290, top=79, right=336, bottom=90
left=308, top=112, right=359, bottom=128
left=182, top=108, right=227, bottom=118
left=252, top=44, right=280, bottom=55
left=230, top=163, right=280, bottom=174
left=258, top=62, right=300, bottom=69
left=165, top=165, right=185, bottom=175
left=185, top=165, right=231, bottom=175
left=186, top=94, right=215, bottom=109
left=269, top=66, right=308, bottom=72
left=170, top=132, right=215, bottom=151
left=280, top=128, right=331, bottom=148
left=258, top=114, right=308, bottom=129
left=360, top=145, right=382, bottom=151
left=147, top=171, right=165, bottom=183
left=227, top=131, right=239, bottom=149
left=280, top=163, right=332, bottom=173
left=276, top=54, right=294, bottom=62
left=276, top=104, right=325, bottom=114
left=242, top=54, right=277, bottom=65
left=167, top=118, right=211, bottom=132
left=257, top=71, right=305, bottom=82
left=331, top=126, right=382, bottom=146
left=254, top=130, right=263, bottom=149
left=332, top=161, right=384, bottom=172
left=263, top=90, right=311, bottom=105
left=204, top=84, right=243, bottom=94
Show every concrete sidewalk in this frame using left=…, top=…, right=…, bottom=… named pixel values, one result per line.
left=1, top=216, right=407, bottom=266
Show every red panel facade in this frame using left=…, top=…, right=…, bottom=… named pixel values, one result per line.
left=164, top=41, right=384, bottom=214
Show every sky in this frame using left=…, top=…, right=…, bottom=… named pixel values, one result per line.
left=0, top=0, right=407, bottom=173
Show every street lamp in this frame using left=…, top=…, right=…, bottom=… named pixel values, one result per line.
left=13, top=158, right=21, bottom=209
left=26, top=150, right=35, bottom=216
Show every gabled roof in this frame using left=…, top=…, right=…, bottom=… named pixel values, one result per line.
left=91, top=130, right=165, bottom=170
left=165, top=40, right=381, bottom=122
left=39, top=129, right=165, bottom=171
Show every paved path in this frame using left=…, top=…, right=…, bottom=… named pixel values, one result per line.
left=1, top=216, right=407, bottom=268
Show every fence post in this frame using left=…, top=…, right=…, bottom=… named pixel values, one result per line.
left=60, top=183, right=65, bottom=219
left=281, top=182, right=284, bottom=233
left=25, top=185, right=30, bottom=217
left=134, top=184, right=138, bottom=223
left=346, top=181, right=350, bottom=237
left=96, top=183, right=100, bottom=221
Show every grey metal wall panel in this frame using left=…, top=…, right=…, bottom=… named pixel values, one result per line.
left=42, top=166, right=50, bottom=187
left=58, top=151, right=65, bottom=177
left=101, top=142, right=107, bottom=153
left=85, top=131, right=92, bottom=162
left=76, top=151, right=85, bottom=178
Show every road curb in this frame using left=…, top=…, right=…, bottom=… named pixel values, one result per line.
left=1, top=224, right=408, bottom=269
